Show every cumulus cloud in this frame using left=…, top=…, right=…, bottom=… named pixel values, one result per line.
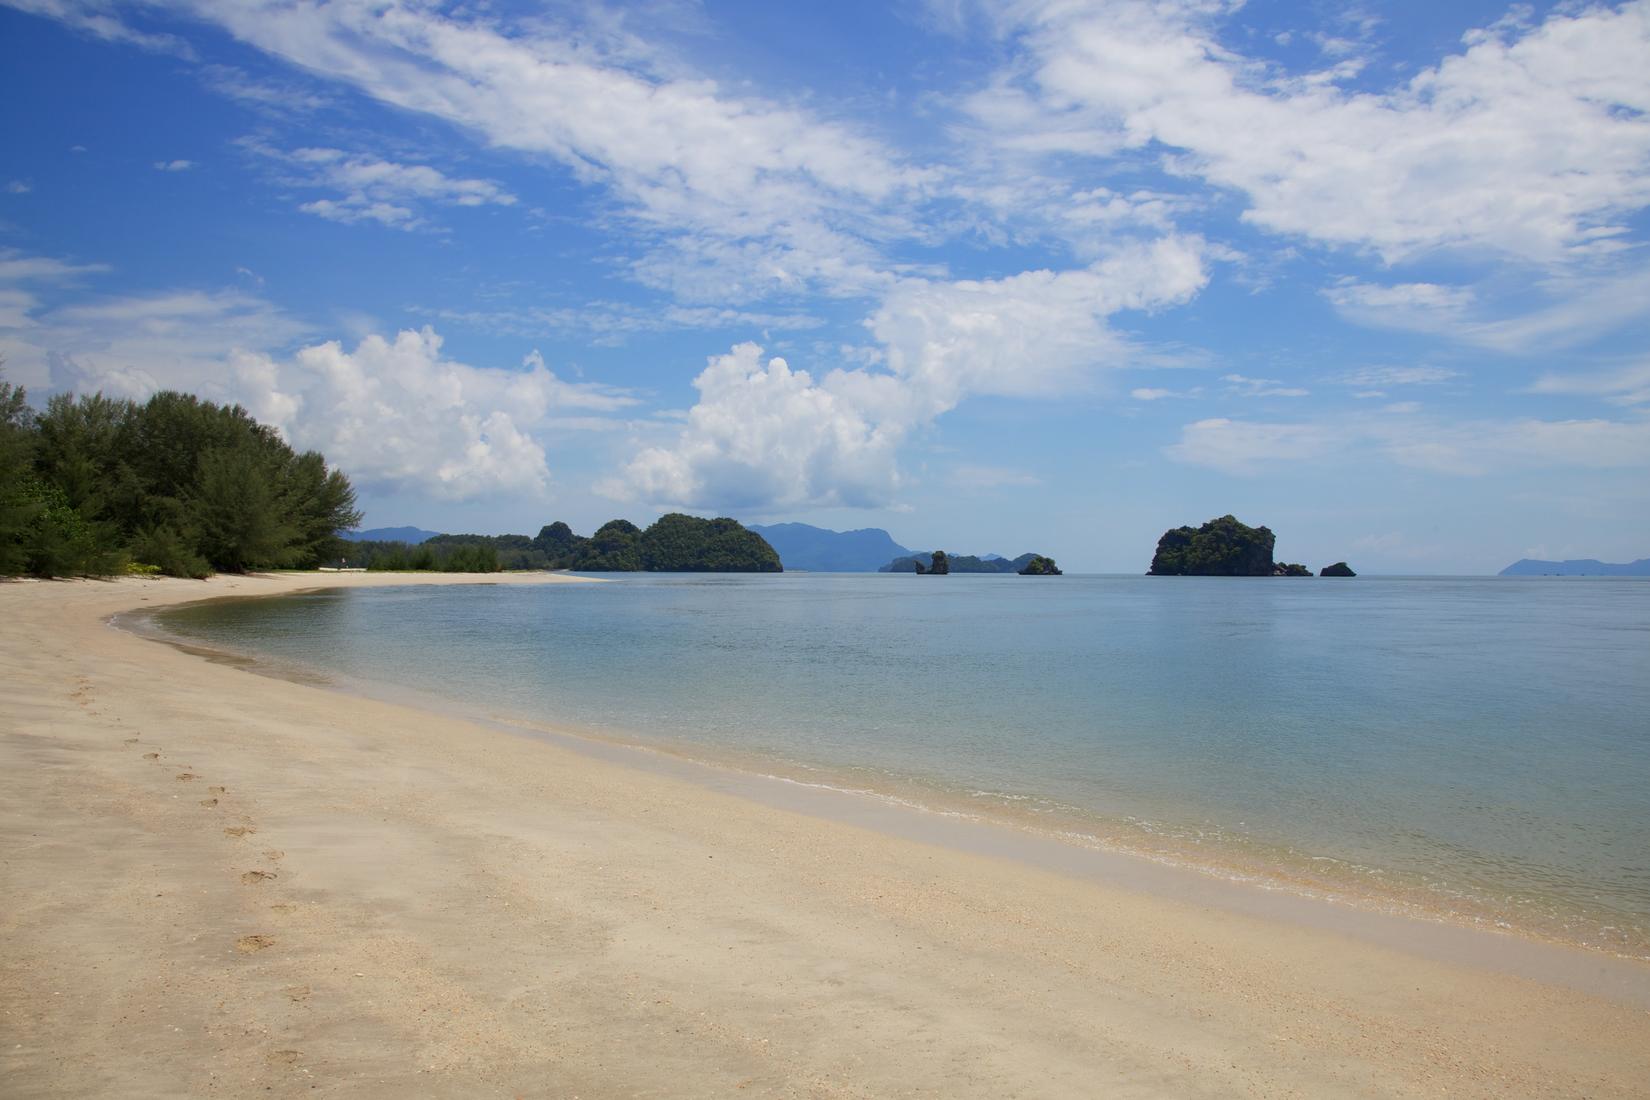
left=0, top=254, right=636, bottom=500
left=153, top=159, right=193, bottom=171
left=608, top=343, right=902, bottom=510
left=231, top=329, right=635, bottom=498
left=976, top=0, right=1650, bottom=264
left=613, top=238, right=1210, bottom=510
left=0, top=255, right=290, bottom=394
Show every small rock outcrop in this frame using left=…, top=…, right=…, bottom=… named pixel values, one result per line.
left=1320, top=561, right=1357, bottom=577
left=1273, top=562, right=1311, bottom=576
left=1018, top=556, right=1062, bottom=575
left=913, top=550, right=950, bottom=575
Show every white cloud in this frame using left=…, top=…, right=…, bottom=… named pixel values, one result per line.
left=1327, top=266, right=1650, bottom=351
left=170, top=1, right=932, bottom=296
left=153, top=159, right=193, bottom=171
left=950, top=464, right=1042, bottom=489
left=1222, top=373, right=1309, bottom=398
left=232, top=329, right=636, bottom=499
left=1167, top=411, right=1650, bottom=476
left=249, top=144, right=517, bottom=231
left=608, top=342, right=903, bottom=510
left=6, top=180, right=32, bottom=194
left=1338, top=365, right=1460, bottom=388
left=1528, top=362, right=1650, bottom=407
left=1166, top=417, right=1339, bottom=474
left=978, top=1, right=1650, bottom=264
left=612, top=237, right=1209, bottom=510
left=2, top=0, right=193, bottom=55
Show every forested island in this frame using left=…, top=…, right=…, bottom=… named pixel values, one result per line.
left=1148, top=515, right=1352, bottom=577
left=1, top=376, right=359, bottom=578
left=343, top=514, right=782, bottom=573
left=882, top=551, right=1053, bottom=574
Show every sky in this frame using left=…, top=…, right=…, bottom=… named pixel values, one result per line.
left=1, top=0, right=1648, bottom=573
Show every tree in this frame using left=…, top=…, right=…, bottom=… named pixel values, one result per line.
left=0, top=371, right=38, bottom=575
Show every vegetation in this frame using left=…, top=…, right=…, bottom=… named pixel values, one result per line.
left=1148, top=515, right=1277, bottom=576
left=0, top=372, right=360, bottom=579
left=883, top=551, right=1044, bottom=574
left=549, top=514, right=782, bottom=572
left=912, top=550, right=950, bottom=575
left=1018, top=555, right=1062, bottom=575
left=1274, top=562, right=1312, bottom=577
left=341, top=514, right=783, bottom=573
left=338, top=538, right=501, bottom=573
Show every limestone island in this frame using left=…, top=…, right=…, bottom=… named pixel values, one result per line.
left=1148, top=515, right=1353, bottom=578
left=884, top=551, right=1056, bottom=574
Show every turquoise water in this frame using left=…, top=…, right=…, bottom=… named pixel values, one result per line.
left=153, top=574, right=1650, bottom=953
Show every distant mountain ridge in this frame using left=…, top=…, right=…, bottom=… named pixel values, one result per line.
left=746, top=523, right=911, bottom=572
left=343, top=526, right=443, bottom=544
left=1499, top=558, right=1650, bottom=577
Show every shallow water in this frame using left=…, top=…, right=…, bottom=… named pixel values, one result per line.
left=153, top=573, right=1650, bottom=954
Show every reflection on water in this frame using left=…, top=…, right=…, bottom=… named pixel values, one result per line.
left=154, top=573, right=1650, bottom=954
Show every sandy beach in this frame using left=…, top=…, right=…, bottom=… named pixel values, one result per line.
left=3, top=573, right=1648, bottom=1098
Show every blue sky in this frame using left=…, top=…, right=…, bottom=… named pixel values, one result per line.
left=2, top=0, right=1648, bottom=572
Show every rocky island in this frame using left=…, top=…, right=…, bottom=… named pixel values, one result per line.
left=884, top=551, right=1054, bottom=574
left=1149, top=515, right=1352, bottom=578
left=534, top=514, right=782, bottom=572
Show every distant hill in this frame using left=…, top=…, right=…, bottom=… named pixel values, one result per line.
left=1499, top=558, right=1650, bottom=577
left=342, top=526, right=442, bottom=544
left=746, top=523, right=911, bottom=572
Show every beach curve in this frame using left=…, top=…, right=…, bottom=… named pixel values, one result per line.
left=3, top=572, right=1648, bottom=1098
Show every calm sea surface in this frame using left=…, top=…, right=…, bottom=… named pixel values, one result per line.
left=152, top=574, right=1650, bottom=954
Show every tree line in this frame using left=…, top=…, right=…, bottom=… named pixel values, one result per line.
left=340, top=515, right=784, bottom=573
left=0, top=373, right=361, bottom=578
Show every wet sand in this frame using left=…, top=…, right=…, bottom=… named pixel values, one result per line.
left=3, top=572, right=1648, bottom=1097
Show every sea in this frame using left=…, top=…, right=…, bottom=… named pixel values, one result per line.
left=148, top=573, right=1650, bottom=957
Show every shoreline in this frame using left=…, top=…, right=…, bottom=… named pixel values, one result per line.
left=4, top=573, right=1649, bottom=1097
left=130, top=580, right=1650, bottom=966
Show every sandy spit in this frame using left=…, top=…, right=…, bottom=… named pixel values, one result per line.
left=2, top=571, right=1647, bottom=1098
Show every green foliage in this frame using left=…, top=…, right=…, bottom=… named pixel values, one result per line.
left=1273, top=562, right=1312, bottom=577
left=1018, top=555, right=1062, bottom=575
left=0, top=373, right=362, bottom=579
left=1148, top=515, right=1277, bottom=576
left=345, top=537, right=501, bottom=573
left=344, top=515, right=782, bottom=574
left=0, top=375, right=39, bottom=576
left=883, top=552, right=1042, bottom=574
left=635, top=513, right=782, bottom=572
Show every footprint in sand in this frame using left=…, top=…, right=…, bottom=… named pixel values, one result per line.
left=281, top=984, right=310, bottom=1002
left=142, top=752, right=160, bottom=760
left=176, top=773, right=199, bottom=781
left=268, top=1049, right=302, bottom=1065
left=235, top=934, right=275, bottom=954
left=123, top=737, right=140, bottom=745
left=200, top=798, right=218, bottom=808
left=224, top=825, right=257, bottom=838
left=262, top=849, right=284, bottom=861
left=208, top=785, right=226, bottom=794
left=240, top=870, right=277, bottom=884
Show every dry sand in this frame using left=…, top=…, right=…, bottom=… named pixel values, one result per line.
left=2, top=572, right=1648, bottom=1098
